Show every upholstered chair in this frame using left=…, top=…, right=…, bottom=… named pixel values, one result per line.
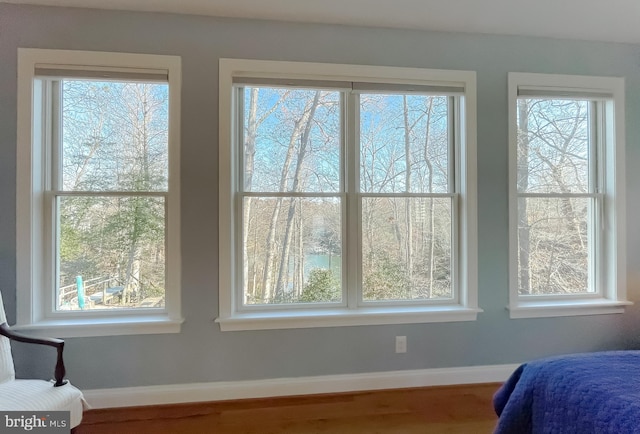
left=0, top=290, right=85, bottom=428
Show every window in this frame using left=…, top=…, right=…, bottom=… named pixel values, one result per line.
left=218, top=59, right=479, bottom=330
left=508, top=72, right=629, bottom=318
left=16, top=49, right=182, bottom=337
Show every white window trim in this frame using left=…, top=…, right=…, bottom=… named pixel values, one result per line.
left=507, top=72, right=630, bottom=319
left=217, top=59, right=479, bottom=331
left=16, top=48, right=183, bottom=337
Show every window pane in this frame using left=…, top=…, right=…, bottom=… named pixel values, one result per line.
left=517, top=197, right=591, bottom=295
left=62, top=80, right=169, bottom=192
left=242, top=87, right=341, bottom=193
left=243, top=196, right=342, bottom=305
left=360, top=94, right=450, bottom=194
left=57, top=195, right=166, bottom=311
left=362, top=197, right=452, bottom=301
left=517, top=99, right=590, bottom=194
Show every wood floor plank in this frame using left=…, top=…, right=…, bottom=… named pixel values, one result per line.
left=76, top=383, right=500, bottom=433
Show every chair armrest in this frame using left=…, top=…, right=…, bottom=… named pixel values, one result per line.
left=0, top=323, right=63, bottom=347
left=0, top=323, right=68, bottom=387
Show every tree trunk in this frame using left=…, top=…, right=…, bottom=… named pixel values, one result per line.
left=275, top=92, right=320, bottom=300
left=124, top=84, right=153, bottom=304
left=295, top=205, right=304, bottom=298
left=517, top=100, right=531, bottom=294
left=422, top=98, right=435, bottom=298
left=243, top=87, right=259, bottom=301
left=402, top=96, right=413, bottom=293
left=262, top=93, right=316, bottom=302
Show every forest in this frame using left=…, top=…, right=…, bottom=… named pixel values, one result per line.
left=241, top=86, right=454, bottom=305
left=517, top=98, right=593, bottom=296
left=57, top=80, right=168, bottom=310
left=55, top=79, right=593, bottom=311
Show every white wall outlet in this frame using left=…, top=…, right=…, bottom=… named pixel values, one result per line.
left=395, top=336, right=407, bottom=353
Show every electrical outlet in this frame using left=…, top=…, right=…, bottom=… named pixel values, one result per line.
left=395, top=336, right=407, bottom=353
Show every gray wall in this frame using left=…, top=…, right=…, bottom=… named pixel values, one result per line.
left=1, top=3, right=640, bottom=390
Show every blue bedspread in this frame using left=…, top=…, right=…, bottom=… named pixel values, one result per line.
left=494, top=351, right=640, bottom=434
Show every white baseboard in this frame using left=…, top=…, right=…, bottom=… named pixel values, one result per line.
left=82, top=363, right=519, bottom=409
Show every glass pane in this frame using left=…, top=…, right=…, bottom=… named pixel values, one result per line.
left=517, top=197, right=591, bottom=295
left=57, top=195, right=166, bottom=311
left=62, top=80, right=169, bottom=192
left=360, top=94, right=450, bottom=194
left=242, top=87, right=341, bottom=193
left=362, top=197, right=452, bottom=301
left=517, top=98, right=590, bottom=194
left=243, top=196, right=342, bottom=305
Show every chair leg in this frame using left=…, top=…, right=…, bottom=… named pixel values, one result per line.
left=54, top=344, right=68, bottom=387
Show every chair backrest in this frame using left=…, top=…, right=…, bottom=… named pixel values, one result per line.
left=0, top=290, right=16, bottom=384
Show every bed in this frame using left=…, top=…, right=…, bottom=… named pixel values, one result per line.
left=493, top=351, right=640, bottom=434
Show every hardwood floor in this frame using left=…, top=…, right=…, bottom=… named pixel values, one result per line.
left=76, top=383, right=500, bottom=433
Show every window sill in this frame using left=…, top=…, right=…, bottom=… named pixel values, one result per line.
left=216, top=306, right=482, bottom=331
left=507, top=299, right=632, bottom=319
left=12, top=315, right=184, bottom=338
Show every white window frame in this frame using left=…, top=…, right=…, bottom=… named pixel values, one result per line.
left=508, top=72, right=630, bottom=319
left=16, top=49, right=183, bottom=337
left=218, top=59, right=479, bottom=331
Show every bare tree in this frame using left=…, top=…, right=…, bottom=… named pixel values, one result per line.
left=518, top=98, right=589, bottom=295
left=261, top=92, right=320, bottom=302
left=274, top=91, right=320, bottom=299
left=59, top=80, right=169, bottom=309
left=242, top=88, right=285, bottom=301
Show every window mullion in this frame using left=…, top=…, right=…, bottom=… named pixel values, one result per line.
left=236, top=87, right=245, bottom=308
left=448, top=96, right=456, bottom=194
left=450, top=96, right=460, bottom=304
left=591, top=101, right=603, bottom=296
left=47, top=80, right=62, bottom=317
left=345, top=91, right=359, bottom=309
left=50, top=80, right=62, bottom=191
